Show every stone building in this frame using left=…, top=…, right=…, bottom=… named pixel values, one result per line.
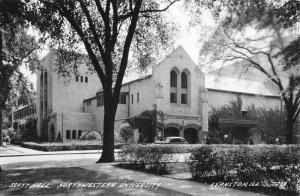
left=36, top=51, right=101, bottom=142
left=83, top=46, right=208, bottom=143
left=16, top=45, right=285, bottom=144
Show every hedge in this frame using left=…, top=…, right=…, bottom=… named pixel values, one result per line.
left=21, top=142, right=123, bottom=151
left=118, top=144, right=187, bottom=174
left=189, top=145, right=300, bottom=193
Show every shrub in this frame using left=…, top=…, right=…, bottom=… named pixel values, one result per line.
left=189, top=145, right=300, bottom=193
left=20, top=118, right=38, bottom=142
left=119, top=126, right=134, bottom=144
left=1, top=129, right=8, bottom=137
left=86, top=131, right=101, bottom=140
left=119, top=144, right=178, bottom=174
left=80, top=131, right=89, bottom=140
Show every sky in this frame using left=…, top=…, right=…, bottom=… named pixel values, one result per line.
left=23, top=2, right=216, bottom=87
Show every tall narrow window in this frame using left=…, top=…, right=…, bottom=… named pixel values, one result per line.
left=170, top=93, right=177, bottom=103
left=181, top=94, right=187, bottom=104
left=181, top=71, right=189, bottom=104
left=78, top=130, right=82, bottom=139
left=170, top=69, right=178, bottom=103
left=72, top=130, right=76, bottom=139
left=137, top=93, right=139, bottom=103
left=80, top=76, right=83, bottom=82
left=85, top=76, right=88, bottom=83
left=75, top=76, right=79, bottom=82
left=181, top=72, right=187, bottom=89
left=119, top=94, right=127, bottom=104
left=131, top=94, right=133, bottom=104
left=170, top=71, right=177, bottom=87
left=66, top=130, right=71, bottom=139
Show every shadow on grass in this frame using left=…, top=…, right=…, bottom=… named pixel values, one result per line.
left=0, top=167, right=123, bottom=195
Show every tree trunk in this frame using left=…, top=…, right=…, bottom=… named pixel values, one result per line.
left=97, top=90, right=117, bottom=163
left=286, top=115, right=293, bottom=144
left=0, top=109, right=3, bottom=147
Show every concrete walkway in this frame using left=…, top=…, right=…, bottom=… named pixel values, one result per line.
left=0, top=145, right=122, bottom=157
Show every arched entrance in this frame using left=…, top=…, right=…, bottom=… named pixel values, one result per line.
left=164, top=127, right=180, bottom=138
left=49, top=124, right=55, bottom=142
left=184, top=128, right=198, bottom=144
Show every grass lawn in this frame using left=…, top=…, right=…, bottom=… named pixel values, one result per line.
left=0, top=161, right=190, bottom=196
left=0, top=167, right=125, bottom=195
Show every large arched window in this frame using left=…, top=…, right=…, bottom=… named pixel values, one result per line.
left=170, top=68, right=179, bottom=103
left=170, top=70, right=177, bottom=87
left=181, top=70, right=190, bottom=104
left=181, top=72, right=187, bottom=89
left=66, top=130, right=71, bottom=139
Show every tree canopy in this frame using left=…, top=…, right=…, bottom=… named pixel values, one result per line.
left=0, top=0, right=40, bottom=146
left=28, top=0, right=178, bottom=162
left=188, top=0, right=300, bottom=144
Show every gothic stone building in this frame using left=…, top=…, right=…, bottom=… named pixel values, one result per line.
left=36, top=46, right=282, bottom=143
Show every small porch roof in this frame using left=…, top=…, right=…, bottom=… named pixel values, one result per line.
left=219, top=118, right=258, bottom=129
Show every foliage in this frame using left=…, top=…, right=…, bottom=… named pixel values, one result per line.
left=79, top=131, right=89, bottom=140
left=119, top=125, right=134, bottom=144
left=118, top=144, right=177, bottom=174
left=86, top=131, right=101, bottom=141
left=1, top=129, right=7, bottom=137
left=189, top=145, right=300, bottom=193
left=28, top=0, right=177, bottom=162
left=247, top=105, right=288, bottom=143
left=0, top=0, right=40, bottom=146
left=187, top=0, right=300, bottom=144
left=126, top=109, right=165, bottom=143
left=20, top=118, right=38, bottom=142
left=209, top=96, right=286, bottom=144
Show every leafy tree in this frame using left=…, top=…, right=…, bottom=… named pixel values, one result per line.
left=20, top=117, right=38, bottom=142
left=0, top=0, right=40, bottom=146
left=209, top=96, right=285, bottom=144
left=247, top=105, right=286, bottom=144
left=209, top=96, right=247, bottom=144
left=126, top=109, right=164, bottom=143
left=188, top=0, right=300, bottom=144
left=28, top=0, right=177, bottom=162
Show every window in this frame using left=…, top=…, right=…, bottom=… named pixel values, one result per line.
left=181, top=70, right=189, bottom=105
left=119, top=94, right=127, bottom=104
left=80, top=76, right=83, bottom=82
left=170, top=93, right=177, bottom=103
left=78, top=130, right=82, bottom=139
left=72, top=130, right=76, bottom=139
left=85, top=76, right=88, bottom=83
left=170, top=71, right=177, bottom=87
left=137, top=93, right=139, bottom=103
left=131, top=94, right=133, bottom=104
left=170, top=69, right=179, bottom=103
left=181, top=93, right=187, bottom=104
left=66, top=130, right=71, bottom=139
left=181, top=72, right=187, bottom=89
left=75, top=76, right=79, bottom=82
left=97, top=95, right=104, bottom=107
